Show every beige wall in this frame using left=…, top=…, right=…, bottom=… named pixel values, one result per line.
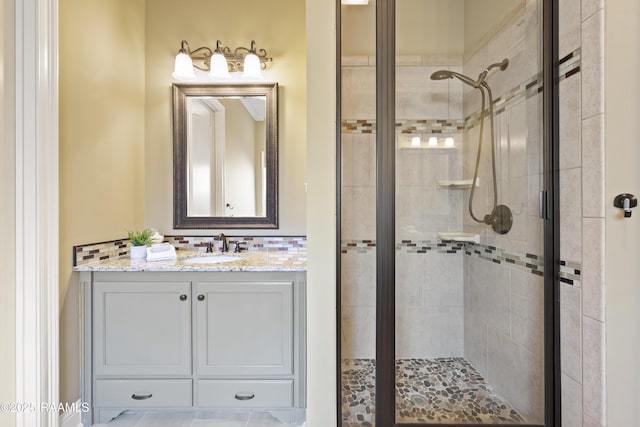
left=145, top=0, right=307, bottom=235
left=59, top=0, right=146, bottom=403
left=0, top=0, right=16, bottom=425
left=605, top=0, right=640, bottom=423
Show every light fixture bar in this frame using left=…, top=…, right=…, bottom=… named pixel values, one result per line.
left=172, top=39, right=272, bottom=81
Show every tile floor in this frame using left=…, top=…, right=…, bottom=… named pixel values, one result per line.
left=342, top=358, right=525, bottom=426
left=100, top=410, right=303, bottom=427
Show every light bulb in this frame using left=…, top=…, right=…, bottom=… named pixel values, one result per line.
left=428, top=137, right=438, bottom=147
left=445, top=137, right=455, bottom=147
left=208, top=53, right=230, bottom=80
left=242, top=53, right=263, bottom=80
left=411, top=137, right=421, bottom=146
left=172, top=52, right=196, bottom=81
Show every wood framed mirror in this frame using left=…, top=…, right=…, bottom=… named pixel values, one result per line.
left=173, top=83, right=278, bottom=229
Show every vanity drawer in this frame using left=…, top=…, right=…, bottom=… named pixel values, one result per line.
left=95, top=379, right=192, bottom=408
left=197, top=380, right=293, bottom=408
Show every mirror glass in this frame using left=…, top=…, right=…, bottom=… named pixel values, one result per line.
left=173, top=83, right=278, bottom=229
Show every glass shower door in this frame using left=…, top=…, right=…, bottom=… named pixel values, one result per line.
left=394, top=0, right=546, bottom=424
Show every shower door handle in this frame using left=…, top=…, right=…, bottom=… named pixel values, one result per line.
left=539, top=191, right=548, bottom=220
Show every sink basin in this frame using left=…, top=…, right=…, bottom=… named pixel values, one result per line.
left=184, top=255, right=241, bottom=264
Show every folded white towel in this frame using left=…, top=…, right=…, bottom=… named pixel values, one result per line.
left=146, top=244, right=177, bottom=261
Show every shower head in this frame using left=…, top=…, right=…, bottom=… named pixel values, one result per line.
left=430, top=70, right=454, bottom=80
left=429, top=69, right=479, bottom=88
left=477, top=58, right=509, bottom=84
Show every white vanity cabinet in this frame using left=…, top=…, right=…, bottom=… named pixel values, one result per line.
left=80, top=271, right=306, bottom=425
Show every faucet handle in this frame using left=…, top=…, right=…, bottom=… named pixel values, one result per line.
left=234, top=242, right=246, bottom=253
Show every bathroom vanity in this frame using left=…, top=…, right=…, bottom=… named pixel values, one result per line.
left=76, top=251, right=306, bottom=425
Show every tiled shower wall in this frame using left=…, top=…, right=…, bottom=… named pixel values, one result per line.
left=340, top=0, right=607, bottom=425
left=341, top=55, right=466, bottom=359
left=461, top=2, right=546, bottom=422
left=559, top=0, right=607, bottom=426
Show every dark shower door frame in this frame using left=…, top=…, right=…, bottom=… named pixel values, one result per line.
left=336, top=0, right=560, bottom=426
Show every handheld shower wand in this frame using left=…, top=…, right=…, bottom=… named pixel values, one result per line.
left=429, top=59, right=513, bottom=235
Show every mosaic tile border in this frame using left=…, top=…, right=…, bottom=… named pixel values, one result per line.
left=74, top=236, right=306, bottom=267
left=341, top=47, right=582, bottom=135
left=341, top=239, right=581, bottom=287
left=342, top=119, right=465, bottom=135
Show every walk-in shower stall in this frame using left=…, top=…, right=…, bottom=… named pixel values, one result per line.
left=338, top=0, right=558, bottom=425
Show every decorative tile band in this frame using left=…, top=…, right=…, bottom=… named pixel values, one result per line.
left=74, top=235, right=306, bottom=267
left=465, top=242, right=544, bottom=277
left=341, top=47, right=582, bottom=135
left=342, top=119, right=465, bottom=135
left=341, top=238, right=581, bottom=286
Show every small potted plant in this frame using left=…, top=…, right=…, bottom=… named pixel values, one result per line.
left=128, top=229, right=153, bottom=259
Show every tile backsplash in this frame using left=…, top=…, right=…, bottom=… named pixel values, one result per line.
left=73, top=235, right=306, bottom=267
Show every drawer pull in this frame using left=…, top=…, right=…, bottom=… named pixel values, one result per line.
left=131, top=393, right=153, bottom=400
left=234, top=392, right=255, bottom=401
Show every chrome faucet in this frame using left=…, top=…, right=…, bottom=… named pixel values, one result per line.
left=218, top=233, right=229, bottom=252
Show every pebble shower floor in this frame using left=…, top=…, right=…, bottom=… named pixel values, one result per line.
left=342, top=358, right=525, bottom=426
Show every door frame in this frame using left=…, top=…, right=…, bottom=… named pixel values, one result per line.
left=336, top=0, right=561, bottom=426
left=12, top=0, right=60, bottom=426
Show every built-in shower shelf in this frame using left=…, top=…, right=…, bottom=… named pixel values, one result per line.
left=436, top=179, right=479, bottom=189
left=437, top=232, right=480, bottom=244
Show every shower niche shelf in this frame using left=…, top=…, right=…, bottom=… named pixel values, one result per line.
left=437, top=232, right=480, bottom=244
left=436, top=179, right=479, bottom=189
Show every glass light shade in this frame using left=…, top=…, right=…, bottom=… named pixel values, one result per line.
left=428, top=136, right=438, bottom=147
left=411, top=136, right=421, bottom=146
left=208, top=53, right=230, bottom=79
left=242, top=53, right=263, bottom=80
left=444, top=137, right=455, bottom=147
left=172, top=52, right=196, bottom=81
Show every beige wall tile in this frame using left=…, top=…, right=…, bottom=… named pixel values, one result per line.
left=582, top=218, right=605, bottom=321
left=583, top=316, right=606, bottom=424
left=559, top=0, right=581, bottom=58
left=561, top=282, right=583, bottom=383
left=581, top=11, right=605, bottom=119
left=559, top=76, right=582, bottom=170
left=562, top=373, right=584, bottom=427
left=560, top=168, right=583, bottom=263
left=582, top=114, right=605, bottom=218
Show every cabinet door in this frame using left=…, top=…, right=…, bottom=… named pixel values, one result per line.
left=94, top=281, right=192, bottom=376
left=195, top=281, right=293, bottom=377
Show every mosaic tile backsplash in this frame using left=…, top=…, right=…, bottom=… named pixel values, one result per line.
left=74, top=236, right=306, bottom=267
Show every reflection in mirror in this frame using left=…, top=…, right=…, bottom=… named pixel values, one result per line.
left=173, top=83, right=278, bottom=228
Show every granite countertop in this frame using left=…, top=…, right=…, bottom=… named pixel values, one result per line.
left=73, top=249, right=307, bottom=272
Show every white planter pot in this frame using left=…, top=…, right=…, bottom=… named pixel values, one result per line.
left=130, top=245, right=147, bottom=259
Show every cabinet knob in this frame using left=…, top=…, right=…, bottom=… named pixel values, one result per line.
left=179, top=294, right=187, bottom=301
left=234, top=392, right=255, bottom=401
left=197, top=295, right=205, bottom=301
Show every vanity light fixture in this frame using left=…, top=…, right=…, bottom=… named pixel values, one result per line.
left=428, top=136, right=438, bottom=147
left=172, top=39, right=272, bottom=81
left=444, top=137, right=455, bottom=147
left=411, top=136, right=421, bottom=147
